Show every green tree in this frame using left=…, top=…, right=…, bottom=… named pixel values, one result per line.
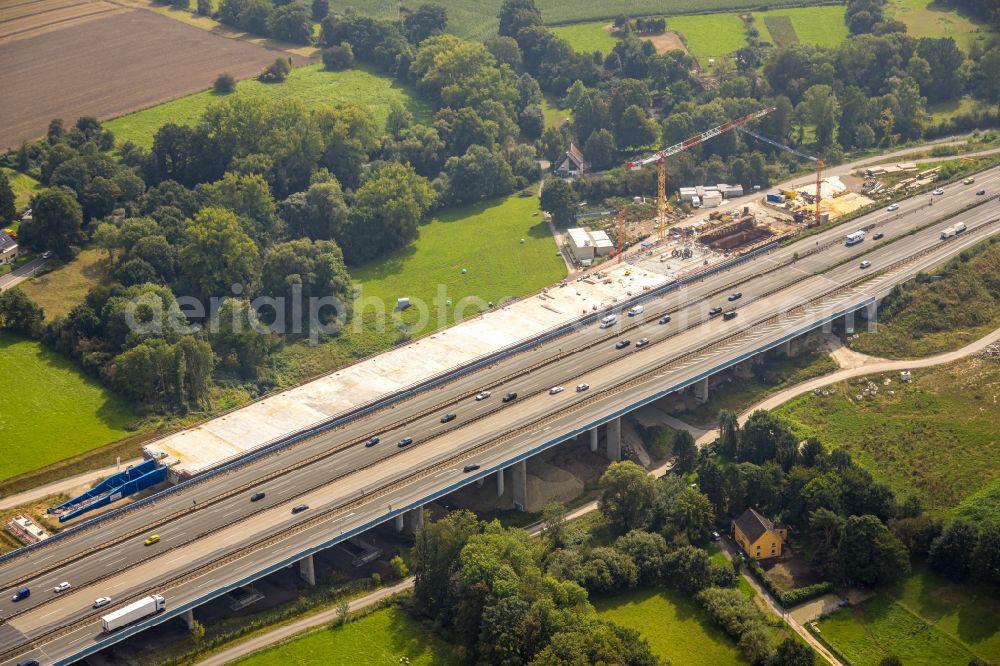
left=929, top=520, right=979, bottom=580
left=538, top=126, right=565, bottom=164
left=663, top=486, right=715, bottom=544
left=539, top=177, right=578, bottom=228
left=322, top=42, right=354, bottom=70
left=573, top=89, right=611, bottom=147
left=197, top=0, right=212, bottom=14
left=717, top=410, right=740, bottom=458
left=797, top=84, right=841, bottom=149
left=583, top=129, right=616, bottom=171
left=671, top=428, right=697, bottom=473
left=179, top=207, right=260, bottom=301
left=412, top=510, right=479, bottom=619
left=615, top=529, right=668, bottom=586
left=972, top=522, right=1000, bottom=585
left=615, top=105, right=657, bottom=149
left=840, top=514, right=910, bottom=586
left=0, top=288, right=44, bottom=337
left=310, top=0, right=328, bottom=21
left=210, top=298, right=274, bottom=378
left=444, top=144, right=515, bottom=204
left=541, top=501, right=568, bottom=548
left=662, top=545, right=714, bottom=593
left=198, top=171, right=278, bottom=241
left=18, top=188, right=83, bottom=260
left=260, top=238, right=350, bottom=332
left=403, top=4, right=448, bottom=44
left=214, top=73, right=236, bottom=94
left=498, top=0, right=541, bottom=37
left=0, top=171, right=15, bottom=224
left=770, top=637, right=815, bottom=666
left=598, top=461, right=658, bottom=533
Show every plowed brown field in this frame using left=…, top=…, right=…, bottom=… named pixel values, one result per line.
left=0, top=2, right=288, bottom=149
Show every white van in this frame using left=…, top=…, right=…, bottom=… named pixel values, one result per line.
left=628, top=305, right=644, bottom=317
left=599, top=314, right=617, bottom=329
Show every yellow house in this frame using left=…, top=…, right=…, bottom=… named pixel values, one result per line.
left=732, top=508, right=787, bottom=560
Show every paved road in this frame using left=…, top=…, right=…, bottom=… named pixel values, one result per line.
left=2, top=170, right=999, bottom=665
left=0, top=257, right=47, bottom=292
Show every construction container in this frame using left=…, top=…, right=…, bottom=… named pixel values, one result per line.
left=766, top=193, right=786, bottom=204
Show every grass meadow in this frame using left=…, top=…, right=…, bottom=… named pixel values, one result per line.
left=550, top=21, right=619, bottom=54
left=233, top=607, right=459, bottom=666
left=817, top=567, right=999, bottom=665
left=890, top=0, right=993, bottom=51
left=773, top=357, right=1000, bottom=516
left=1, top=168, right=43, bottom=213
left=0, top=331, right=136, bottom=482
left=104, top=64, right=430, bottom=148
left=18, top=249, right=111, bottom=321
left=754, top=5, right=848, bottom=49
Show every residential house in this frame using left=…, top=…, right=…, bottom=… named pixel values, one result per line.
left=732, top=507, right=787, bottom=560
left=0, top=231, right=19, bottom=266
left=554, top=143, right=589, bottom=177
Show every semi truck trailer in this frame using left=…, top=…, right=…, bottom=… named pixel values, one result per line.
left=101, top=594, right=166, bottom=632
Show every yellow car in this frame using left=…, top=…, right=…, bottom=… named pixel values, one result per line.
left=144, top=535, right=160, bottom=546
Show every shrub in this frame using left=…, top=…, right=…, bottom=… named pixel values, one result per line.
left=258, top=57, right=291, bottom=83
left=214, top=73, right=236, bottom=94
left=745, top=559, right=833, bottom=608
left=197, top=0, right=212, bottom=15
left=322, top=42, right=354, bottom=71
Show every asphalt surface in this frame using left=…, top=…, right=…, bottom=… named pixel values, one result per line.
left=0, top=256, right=47, bottom=292
left=1, top=169, right=999, bottom=665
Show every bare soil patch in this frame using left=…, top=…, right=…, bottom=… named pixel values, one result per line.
left=763, top=555, right=823, bottom=591
left=0, top=7, right=289, bottom=149
left=643, top=31, right=689, bottom=55
left=0, top=0, right=126, bottom=43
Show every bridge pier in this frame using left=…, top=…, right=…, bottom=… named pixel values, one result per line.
left=780, top=339, right=792, bottom=357
left=606, top=418, right=621, bottom=462
left=864, top=301, right=878, bottom=332
left=511, top=460, right=527, bottom=511
left=476, top=477, right=485, bottom=487
left=394, top=514, right=405, bottom=532
left=694, top=377, right=709, bottom=403
left=299, top=554, right=316, bottom=586
left=181, top=608, right=195, bottom=630
left=843, top=310, right=855, bottom=334
left=496, top=469, right=505, bottom=496
left=406, top=507, right=424, bottom=533
left=589, top=427, right=598, bottom=453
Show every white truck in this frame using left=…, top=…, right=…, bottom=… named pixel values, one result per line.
left=954, top=221, right=967, bottom=234
left=101, top=594, right=166, bottom=632
left=940, top=227, right=956, bottom=239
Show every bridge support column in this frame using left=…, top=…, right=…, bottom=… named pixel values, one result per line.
left=781, top=339, right=792, bottom=357
left=511, top=460, right=527, bottom=512
left=406, top=507, right=424, bottom=533
left=181, top=608, right=195, bottom=630
left=496, top=469, right=505, bottom=497
left=299, top=554, right=316, bottom=586
left=394, top=514, right=405, bottom=532
left=843, top=310, right=856, bottom=334
left=694, top=377, right=709, bottom=404
left=865, top=302, right=878, bottom=332
left=476, top=477, right=485, bottom=487
left=607, top=417, right=621, bottom=462
left=589, top=427, right=599, bottom=453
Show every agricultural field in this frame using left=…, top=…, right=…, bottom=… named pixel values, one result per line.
left=18, top=249, right=111, bottom=321
left=773, top=356, right=1000, bottom=516
left=754, top=5, right=848, bottom=49
left=234, top=607, right=459, bottom=666
left=0, top=331, right=136, bottom=482
left=817, top=567, right=999, bottom=665
left=0, top=2, right=287, bottom=150
left=595, top=587, right=745, bottom=666
left=890, top=0, right=993, bottom=51
left=105, top=63, right=430, bottom=148
left=550, top=21, right=619, bottom=54
left=326, top=0, right=839, bottom=41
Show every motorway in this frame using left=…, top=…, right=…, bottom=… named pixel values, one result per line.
left=1, top=169, right=999, bottom=664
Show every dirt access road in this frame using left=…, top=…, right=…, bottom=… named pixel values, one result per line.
left=0, top=0, right=290, bottom=150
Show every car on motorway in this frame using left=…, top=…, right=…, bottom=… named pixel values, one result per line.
left=475, top=390, right=491, bottom=401
left=364, top=436, right=380, bottom=448
left=441, top=412, right=456, bottom=423
left=723, top=311, right=738, bottom=320
left=627, top=305, right=644, bottom=316
left=963, top=177, right=975, bottom=184
left=502, top=391, right=518, bottom=403
left=53, top=581, right=71, bottom=593
left=615, top=339, right=631, bottom=349
left=659, top=314, right=671, bottom=324
left=977, top=189, right=987, bottom=196
left=709, top=306, right=723, bottom=317
left=635, top=338, right=650, bottom=348
left=93, top=596, right=112, bottom=608
left=17, top=659, right=39, bottom=666
left=576, top=383, right=590, bottom=392
left=873, top=232, right=884, bottom=240
left=549, top=386, right=564, bottom=395
left=292, top=504, right=309, bottom=513
left=144, top=535, right=160, bottom=546
left=397, top=436, right=414, bottom=448
left=11, top=587, right=29, bottom=602
left=728, top=292, right=742, bottom=301
left=886, top=203, right=899, bottom=212
left=860, top=260, right=872, bottom=269
left=932, top=188, right=945, bottom=195
left=463, top=463, right=480, bottom=473
left=250, top=491, right=266, bottom=502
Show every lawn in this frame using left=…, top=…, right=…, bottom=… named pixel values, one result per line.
left=0, top=331, right=136, bottom=482
left=541, top=96, right=571, bottom=129
left=665, top=14, right=746, bottom=61
left=0, top=168, right=43, bottom=213
left=234, top=607, right=459, bottom=666
left=104, top=64, right=430, bottom=148
left=595, top=586, right=745, bottom=666
left=273, top=191, right=564, bottom=382
left=18, top=248, right=110, bottom=321
left=550, top=21, right=618, bottom=54
left=773, top=357, right=1000, bottom=516
left=817, top=567, right=998, bottom=665
left=890, top=0, right=993, bottom=52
